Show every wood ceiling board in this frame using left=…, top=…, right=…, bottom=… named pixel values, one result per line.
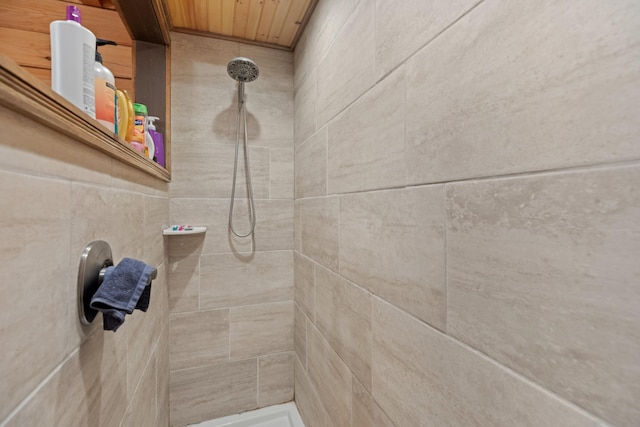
left=220, top=0, right=235, bottom=35
left=265, top=0, right=293, bottom=45
left=183, top=0, right=197, bottom=28
left=244, top=0, right=265, bottom=41
left=166, top=0, right=186, bottom=28
left=277, top=0, right=309, bottom=47
left=165, top=0, right=314, bottom=49
left=232, top=0, right=251, bottom=39
left=206, top=0, right=224, bottom=35
left=255, top=0, right=278, bottom=43
left=193, top=0, right=209, bottom=32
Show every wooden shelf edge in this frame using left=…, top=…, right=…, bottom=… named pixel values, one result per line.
left=0, top=54, right=170, bottom=182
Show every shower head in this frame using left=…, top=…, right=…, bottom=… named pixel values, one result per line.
left=227, top=57, right=259, bottom=83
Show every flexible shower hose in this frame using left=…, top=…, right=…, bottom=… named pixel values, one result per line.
left=229, top=83, right=256, bottom=237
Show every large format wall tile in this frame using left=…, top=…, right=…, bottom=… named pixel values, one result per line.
left=0, top=172, right=70, bottom=421
left=270, top=148, right=295, bottom=199
left=294, top=70, right=317, bottom=146
left=301, top=197, right=340, bottom=271
left=375, top=0, right=480, bottom=77
left=295, top=127, right=328, bottom=198
left=4, top=330, right=129, bottom=426
left=244, top=90, right=294, bottom=143
left=71, top=183, right=145, bottom=272
left=171, top=81, right=235, bottom=143
left=169, top=309, right=230, bottom=371
left=121, top=354, right=157, bottom=427
left=230, top=301, right=294, bottom=360
left=316, top=0, right=376, bottom=126
left=171, top=32, right=240, bottom=84
left=170, top=359, right=257, bottom=426
left=258, top=352, right=295, bottom=407
left=0, top=106, right=112, bottom=185
left=200, top=251, right=293, bottom=310
left=168, top=255, right=200, bottom=313
left=447, top=165, right=640, bottom=427
left=315, top=266, right=372, bottom=390
left=406, top=0, right=640, bottom=185
left=111, top=160, right=169, bottom=198
left=293, top=0, right=355, bottom=91
left=229, top=199, right=295, bottom=253
left=327, top=68, right=405, bottom=194
left=340, top=186, right=446, bottom=329
left=66, top=330, right=128, bottom=427
left=306, top=325, right=353, bottom=427
left=144, top=195, right=169, bottom=267
left=372, top=297, right=604, bottom=427
left=170, top=142, right=270, bottom=199
left=238, top=43, right=294, bottom=94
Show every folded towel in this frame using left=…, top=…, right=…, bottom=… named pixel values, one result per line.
left=136, top=284, right=152, bottom=312
left=90, top=258, right=155, bottom=331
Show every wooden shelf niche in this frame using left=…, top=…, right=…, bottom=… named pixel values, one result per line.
left=0, top=0, right=171, bottom=181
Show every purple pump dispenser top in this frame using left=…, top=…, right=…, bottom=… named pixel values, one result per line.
left=66, top=5, right=82, bottom=23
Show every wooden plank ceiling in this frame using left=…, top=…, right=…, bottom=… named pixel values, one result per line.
left=165, top=0, right=316, bottom=50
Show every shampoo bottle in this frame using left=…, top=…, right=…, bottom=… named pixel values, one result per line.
left=95, top=39, right=117, bottom=132
left=131, top=103, right=148, bottom=155
left=50, top=6, right=96, bottom=118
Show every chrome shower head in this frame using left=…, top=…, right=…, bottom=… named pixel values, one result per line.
left=227, top=57, right=259, bottom=83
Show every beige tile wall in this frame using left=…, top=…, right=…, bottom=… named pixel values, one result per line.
left=294, top=1, right=640, bottom=427
left=0, top=106, right=170, bottom=426
left=168, top=32, right=295, bottom=426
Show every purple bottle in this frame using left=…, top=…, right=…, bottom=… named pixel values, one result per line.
left=147, top=116, right=165, bottom=167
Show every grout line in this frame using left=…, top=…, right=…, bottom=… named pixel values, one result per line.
left=197, top=255, right=201, bottom=311
left=268, top=148, right=272, bottom=200
left=291, top=158, right=640, bottom=200
left=324, top=126, right=329, bottom=196
left=443, top=184, right=449, bottom=333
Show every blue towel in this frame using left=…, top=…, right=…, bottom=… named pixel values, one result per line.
left=90, top=258, right=155, bottom=331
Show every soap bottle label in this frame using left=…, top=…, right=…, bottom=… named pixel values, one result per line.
left=132, top=115, right=146, bottom=143
left=95, top=78, right=115, bottom=127
left=82, top=43, right=96, bottom=118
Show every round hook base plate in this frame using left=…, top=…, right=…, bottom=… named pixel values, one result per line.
left=77, top=240, right=113, bottom=325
